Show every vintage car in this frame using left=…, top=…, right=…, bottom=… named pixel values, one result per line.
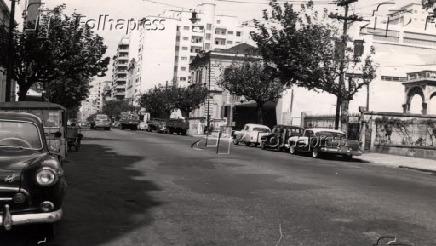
left=0, top=101, right=68, bottom=164
left=0, top=111, right=66, bottom=236
left=232, top=123, right=271, bottom=146
left=260, top=125, right=304, bottom=151
left=94, top=114, right=111, bottom=130
left=288, top=128, right=362, bottom=159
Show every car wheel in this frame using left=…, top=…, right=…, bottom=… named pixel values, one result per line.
left=261, top=141, right=266, bottom=150
left=244, top=142, right=251, bottom=147
left=232, top=138, right=239, bottom=145
left=344, top=154, right=353, bottom=161
left=289, top=145, right=296, bottom=155
left=312, top=147, right=320, bottom=158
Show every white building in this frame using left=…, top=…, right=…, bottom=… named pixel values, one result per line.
left=286, top=1, right=436, bottom=125
left=111, top=37, right=130, bottom=100
left=133, top=0, right=256, bottom=102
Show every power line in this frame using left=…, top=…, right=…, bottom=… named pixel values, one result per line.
left=216, top=0, right=334, bottom=4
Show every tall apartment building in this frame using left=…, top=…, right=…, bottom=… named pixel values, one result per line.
left=111, top=37, right=130, bottom=100
left=133, top=0, right=256, bottom=102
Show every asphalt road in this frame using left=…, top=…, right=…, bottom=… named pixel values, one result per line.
left=1, top=128, right=436, bottom=246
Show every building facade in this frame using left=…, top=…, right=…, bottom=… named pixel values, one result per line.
left=285, top=1, right=436, bottom=125
left=133, top=0, right=256, bottom=103
left=111, top=37, right=130, bottom=100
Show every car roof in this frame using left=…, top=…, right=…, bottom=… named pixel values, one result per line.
left=0, top=111, right=43, bottom=124
left=0, top=101, right=66, bottom=110
left=245, top=123, right=269, bottom=128
left=273, top=125, right=303, bottom=129
left=306, top=128, right=345, bottom=134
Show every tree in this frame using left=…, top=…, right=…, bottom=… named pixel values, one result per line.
left=174, top=84, right=208, bottom=117
left=219, top=60, right=285, bottom=124
left=13, top=4, right=110, bottom=101
left=139, top=84, right=177, bottom=118
left=251, top=0, right=376, bottom=131
left=139, top=83, right=208, bottom=118
left=45, top=75, right=91, bottom=110
left=102, top=100, right=135, bottom=119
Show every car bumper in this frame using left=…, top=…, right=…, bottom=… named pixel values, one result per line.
left=0, top=206, right=62, bottom=230
left=320, top=147, right=362, bottom=156
left=95, top=124, right=111, bottom=127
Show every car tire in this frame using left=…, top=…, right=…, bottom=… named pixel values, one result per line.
left=232, top=139, right=239, bottom=145
left=261, top=141, right=266, bottom=150
left=289, top=145, right=296, bottom=155
left=312, top=147, right=320, bottom=158
left=244, top=142, right=251, bottom=147
left=344, top=154, right=353, bottom=161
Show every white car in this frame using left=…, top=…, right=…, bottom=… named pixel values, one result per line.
left=232, top=123, right=271, bottom=146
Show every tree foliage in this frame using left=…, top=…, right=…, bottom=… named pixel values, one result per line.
left=175, top=84, right=208, bottom=117
left=45, top=75, right=91, bottom=110
left=13, top=4, right=110, bottom=103
left=139, top=83, right=208, bottom=118
left=251, top=0, right=377, bottom=129
left=102, top=100, right=135, bottom=119
left=219, top=59, right=286, bottom=124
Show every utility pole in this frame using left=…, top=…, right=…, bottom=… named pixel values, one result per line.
left=5, top=0, right=16, bottom=102
left=329, top=0, right=364, bottom=131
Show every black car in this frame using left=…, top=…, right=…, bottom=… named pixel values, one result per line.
left=0, top=111, right=66, bottom=237
left=260, top=125, right=304, bottom=151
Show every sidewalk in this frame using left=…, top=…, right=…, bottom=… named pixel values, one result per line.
left=356, top=153, right=436, bottom=173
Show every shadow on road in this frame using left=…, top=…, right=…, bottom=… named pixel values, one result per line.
left=0, top=143, right=161, bottom=246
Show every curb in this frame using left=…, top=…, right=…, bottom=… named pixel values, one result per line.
left=398, top=165, right=436, bottom=175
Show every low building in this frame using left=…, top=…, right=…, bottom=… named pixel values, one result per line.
left=189, top=43, right=292, bottom=132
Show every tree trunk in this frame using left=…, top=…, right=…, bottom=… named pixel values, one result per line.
left=256, top=101, right=264, bottom=125
left=340, top=99, right=349, bottom=136
left=335, top=96, right=341, bottom=130
left=18, top=88, right=28, bottom=101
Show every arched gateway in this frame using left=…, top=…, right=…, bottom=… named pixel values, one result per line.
left=403, top=71, right=436, bottom=115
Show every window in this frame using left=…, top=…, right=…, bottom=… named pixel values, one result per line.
left=228, top=31, right=233, bottom=35
left=236, top=31, right=241, bottom=37
left=183, top=26, right=190, bottom=30
left=206, top=24, right=212, bottom=30
left=217, top=20, right=221, bottom=24
left=206, top=33, right=211, bottom=40
left=227, top=40, right=233, bottom=44
left=182, top=46, right=188, bottom=50
left=180, top=77, right=187, bottom=81
left=177, top=26, right=180, bottom=31
left=176, top=36, right=180, bottom=41
left=181, top=67, right=187, bottom=71
left=183, top=36, right=189, bottom=41
left=181, top=56, right=187, bottom=61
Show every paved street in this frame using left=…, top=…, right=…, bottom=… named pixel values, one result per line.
left=1, top=128, right=436, bottom=245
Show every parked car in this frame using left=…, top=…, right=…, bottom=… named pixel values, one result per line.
left=94, top=114, right=111, bottom=130
left=232, top=123, right=271, bottom=146
left=261, top=125, right=304, bottom=151
left=138, top=121, right=148, bottom=131
left=0, top=111, right=66, bottom=237
left=288, top=128, right=362, bottom=159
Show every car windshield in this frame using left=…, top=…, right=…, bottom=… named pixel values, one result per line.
left=96, top=115, right=108, bottom=120
left=315, top=131, right=345, bottom=139
left=29, top=110, right=60, bottom=127
left=253, top=127, right=270, bottom=133
left=0, top=121, right=43, bottom=150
